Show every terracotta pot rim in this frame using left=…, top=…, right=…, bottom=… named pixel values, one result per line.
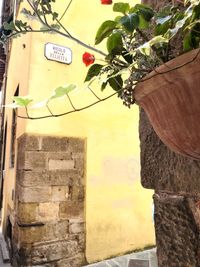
left=134, top=48, right=200, bottom=102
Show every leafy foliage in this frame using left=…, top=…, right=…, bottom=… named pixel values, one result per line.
left=84, top=0, right=200, bottom=106
left=2, top=0, right=200, bottom=111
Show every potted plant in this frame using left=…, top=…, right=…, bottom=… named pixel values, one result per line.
left=1, top=0, right=200, bottom=158
left=82, top=0, right=200, bottom=159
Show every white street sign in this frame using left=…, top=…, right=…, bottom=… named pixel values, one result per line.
left=45, top=43, right=72, bottom=64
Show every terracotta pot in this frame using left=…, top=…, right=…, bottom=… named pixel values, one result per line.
left=134, top=48, right=200, bottom=159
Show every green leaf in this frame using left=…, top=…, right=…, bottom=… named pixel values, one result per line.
left=108, top=76, right=123, bottom=91
left=3, top=21, right=15, bottom=31
left=149, top=35, right=169, bottom=46
left=50, top=84, right=76, bottom=99
left=135, top=4, right=154, bottom=21
left=138, top=14, right=149, bottom=29
left=52, top=12, right=59, bottom=20
left=120, top=13, right=139, bottom=32
left=101, top=81, right=108, bottom=91
left=13, top=96, right=33, bottom=107
left=107, top=32, right=123, bottom=54
left=156, top=15, right=172, bottom=25
left=113, top=3, right=130, bottom=14
left=138, top=35, right=169, bottom=55
left=84, top=64, right=103, bottom=82
left=95, top=20, right=117, bottom=45
left=183, top=32, right=193, bottom=51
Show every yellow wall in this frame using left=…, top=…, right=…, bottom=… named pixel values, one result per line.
left=2, top=28, right=31, bottom=229
left=3, top=0, right=155, bottom=263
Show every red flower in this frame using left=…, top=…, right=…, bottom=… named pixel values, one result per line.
left=82, top=52, right=95, bottom=67
left=101, top=0, right=112, bottom=4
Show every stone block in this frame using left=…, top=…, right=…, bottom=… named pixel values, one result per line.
left=51, top=186, right=69, bottom=202
left=72, top=152, right=84, bottom=159
left=69, top=222, right=85, bottom=234
left=38, top=202, right=59, bottom=221
left=48, top=159, right=75, bottom=170
left=19, top=220, right=69, bottom=244
left=17, top=202, right=39, bottom=224
left=17, top=170, right=50, bottom=187
left=17, top=170, right=75, bottom=187
left=74, top=158, right=85, bottom=172
left=68, top=138, right=85, bottom=153
left=49, top=170, right=78, bottom=186
left=19, top=225, right=46, bottom=244
left=47, top=152, right=72, bottom=161
left=77, top=233, right=86, bottom=250
left=18, top=151, right=47, bottom=170
left=59, top=202, right=84, bottom=219
left=17, top=134, right=41, bottom=151
left=71, top=185, right=85, bottom=201
left=31, top=240, right=79, bottom=264
left=56, top=253, right=86, bottom=267
left=154, top=193, right=199, bottom=267
left=41, top=136, right=68, bottom=152
left=17, top=185, right=51, bottom=203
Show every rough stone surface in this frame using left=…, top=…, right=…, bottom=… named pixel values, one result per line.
left=139, top=109, right=200, bottom=193
left=154, top=193, right=199, bottom=267
left=139, top=85, right=200, bottom=267
left=11, top=134, right=86, bottom=267
left=41, top=136, right=69, bottom=152
left=140, top=2, right=200, bottom=267
left=48, top=159, right=75, bottom=170
left=17, top=202, right=39, bottom=224
left=59, top=202, right=84, bottom=219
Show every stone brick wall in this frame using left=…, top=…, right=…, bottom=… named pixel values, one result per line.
left=11, top=134, right=86, bottom=267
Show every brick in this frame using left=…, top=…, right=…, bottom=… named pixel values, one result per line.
left=56, top=253, right=86, bottom=267
left=17, top=170, right=50, bottom=187
left=47, top=152, right=72, bottom=161
left=31, top=240, right=79, bottom=264
left=17, top=134, right=41, bottom=151
left=48, top=159, right=75, bottom=170
left=69, top=222, right=85, bottom=234
left=19, top=225, right=46, bottom=244
left=38, top=203, right=59, bottom=221
left=71, top=152, right=84, bottom=159
left=51, top=186, right=69, bottom=202
left=41, top=136, right=68, bottom=152
left=49, top=170, right=78, bottom=186
left=18, top=151, right=47, bottom=170
left=68, top=138, right=85, bottom=153
left=17, top=185, right=51, bottom=203
left=71, top=186, right=85, bottom=201
left=17, top=170, right=76, bottom=187
left=59, top=202, right=84, bottom=219
left=19, top=221, right=69, bottom=244
left=17, top=203, right=38, bottom=224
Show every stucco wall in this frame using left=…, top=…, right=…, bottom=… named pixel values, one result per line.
left=3, top=0, right=155, bottom=263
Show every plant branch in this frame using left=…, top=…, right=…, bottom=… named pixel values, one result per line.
left=88, top=86, right=101, bottom=100
left=58, top=0, right=73, bottom=22
left=16, top=48, right=200, bottom=120
left=66, top=93, right=77, bottom=110
left=46, top=101, right=55, bottom=116
left=26, top=0, right=107, bottom=57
